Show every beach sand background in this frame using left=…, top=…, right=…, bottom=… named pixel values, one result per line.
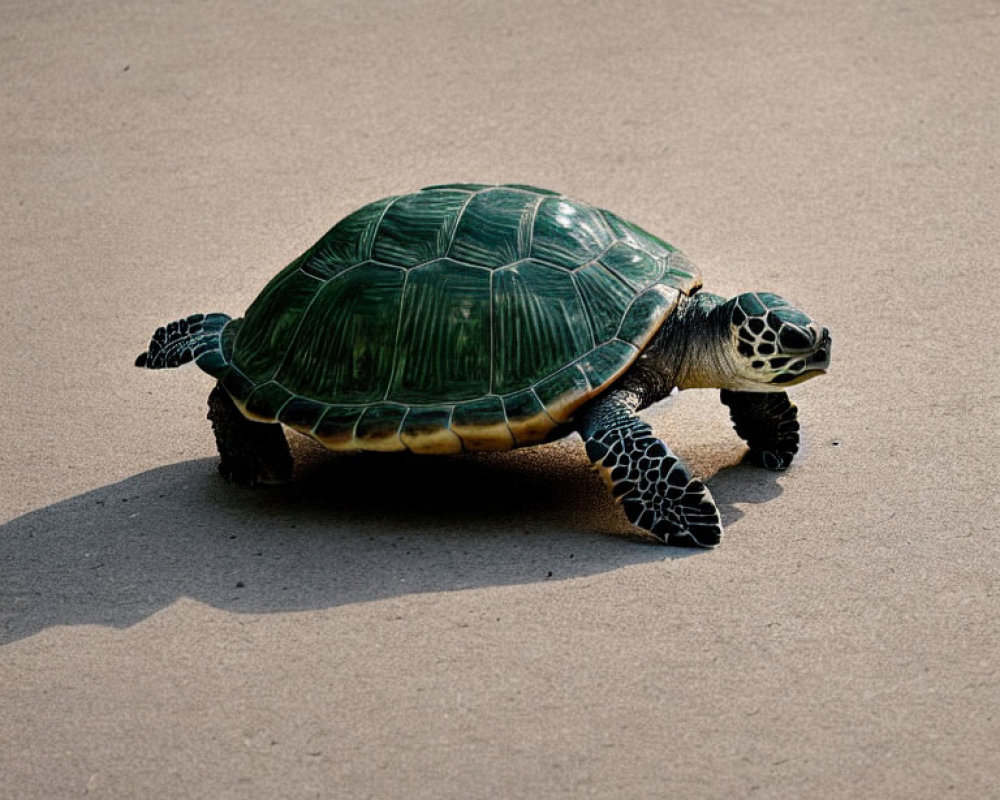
left=2, top=1, right=997, bottom=797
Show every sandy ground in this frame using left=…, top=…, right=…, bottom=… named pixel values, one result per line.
left=2, top=0, right=997, bottom=797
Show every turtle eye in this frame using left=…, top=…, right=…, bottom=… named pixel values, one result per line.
left=779, top=325, right=814, bottom=351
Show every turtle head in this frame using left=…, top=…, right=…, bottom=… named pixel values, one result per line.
left=721, top=292, right=831, bottom=389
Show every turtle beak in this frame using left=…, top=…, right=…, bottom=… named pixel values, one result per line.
left=770, top=327, right=831, bottom=385
left=807, top=327, right=832, bottom=371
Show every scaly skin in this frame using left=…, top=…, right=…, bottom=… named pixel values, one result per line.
left=140, top=285, right=829, bottom=548
left=207, top=385, right=293, bottom=486
left=577, top=388, right=723, bottom=547
left=573, top=291, right=829, bottom=546
left=720, top=389, right=800, bottom=469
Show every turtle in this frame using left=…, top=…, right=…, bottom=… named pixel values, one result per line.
left=136, top=183, right=831, bottom=547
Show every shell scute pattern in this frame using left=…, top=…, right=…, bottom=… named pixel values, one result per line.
left=212, top=184, right=702, bottom=453
left=371, top=189, right=470, bottom=268
left=491, top=259, right=593, bottom=394
left=390, top=259, right=492, bottom=403
left=530, top=196, right=615, bottom=269
left=297, top=196, right=397, bottom=280
left=448, top=187, right=537, bottom=268
left=275, top=262, right=404, bottom=404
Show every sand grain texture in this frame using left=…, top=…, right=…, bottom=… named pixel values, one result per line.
left=1, top=1, right=997, bottom=798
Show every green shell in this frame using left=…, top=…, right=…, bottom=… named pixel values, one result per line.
left=204, top=184, right=701, bottom=453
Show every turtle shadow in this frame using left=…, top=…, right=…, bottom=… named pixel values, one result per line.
left=0, top=442, right=702, bottom=646
left=709, top=457, right=787, bottom=529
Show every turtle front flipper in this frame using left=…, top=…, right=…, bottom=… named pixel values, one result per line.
left=207, top=384, right=293, bottom=486
left=577, top=390, right=722, bottom=548
left=720, top=389, right=799, bottom=470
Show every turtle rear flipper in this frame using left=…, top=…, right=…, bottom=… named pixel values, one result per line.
left=578, top=390, right=723, bottom=548
left=207, top=384, right=293, bottom=486
left=135, top=313, right=232, bottom=372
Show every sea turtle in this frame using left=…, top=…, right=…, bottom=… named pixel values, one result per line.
left=136, top=183, right=830, bottom=547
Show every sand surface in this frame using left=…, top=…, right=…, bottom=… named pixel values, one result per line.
left=2, top=1, right=997, bottom=797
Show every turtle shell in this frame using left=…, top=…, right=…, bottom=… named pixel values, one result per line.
left=203, top=184, right=701, bottom=453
